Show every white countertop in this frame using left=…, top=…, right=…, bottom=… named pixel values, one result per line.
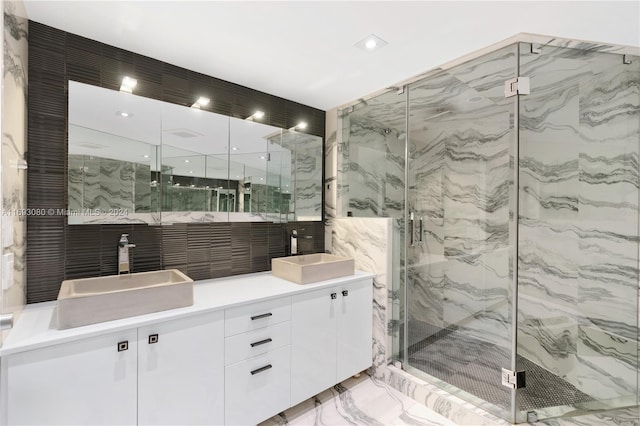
left=1, top=270, right=374, bottom=356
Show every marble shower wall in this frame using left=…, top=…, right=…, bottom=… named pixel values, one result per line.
left=339, top=90, right=406, bottom=218
left=405, top=45, right=516, bottom=350
left=518, top=45, right=640, bottom=401
left=1, top=1, right=28, bottom=327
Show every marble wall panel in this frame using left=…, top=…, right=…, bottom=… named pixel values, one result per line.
left=330, top=217, right=393, bottom=379
left=134, top=164, right=151, bottom=212
left=1, top=1, right=28, bottom=325
left=68, top=155, right=83, bottom=212
left=519, top=45, right=640, bottom=400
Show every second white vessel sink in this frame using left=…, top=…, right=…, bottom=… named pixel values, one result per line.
left=57, top=269, right=193, bottom=329
left=271, top=253, right=355, bottom=284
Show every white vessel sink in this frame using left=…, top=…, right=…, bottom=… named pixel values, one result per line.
left=57, top=269, right=193, bottom=329
left=271, top=253, right=355, bottom=284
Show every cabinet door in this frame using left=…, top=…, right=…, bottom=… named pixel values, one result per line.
left=225, top=345, right=291, bottom=425
left=5, top=330, right=137, bottom=425
left=336, top=278, right=373, bottom=383
left=138, top=311, right=224, bottom=426
left=290, top=287, right=337, bottom=406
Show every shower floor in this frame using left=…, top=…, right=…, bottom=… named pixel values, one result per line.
left=406, top=320, right=594, bottom=412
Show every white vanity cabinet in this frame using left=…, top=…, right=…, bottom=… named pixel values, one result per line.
left=2, top=330, right=138, bottom=425
left=0, top=272, right=374, bottom=426
left=290, top=277, right=372, bottom=406
left=2, top=312, right=224, bottom=426
left=138, top=311, right=224, bottom=425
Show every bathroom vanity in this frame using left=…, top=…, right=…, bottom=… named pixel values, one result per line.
left=0, top=271, right=373, bottom=425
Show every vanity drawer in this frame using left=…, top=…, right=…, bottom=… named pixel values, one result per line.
left=224, top=296, right=291, bottom=336
left=225, top=321, right=290, bottom=365
left=224, top=345, right=291, bottom=425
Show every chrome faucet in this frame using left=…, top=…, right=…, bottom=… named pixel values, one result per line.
left=118, top=234, right=136, bottom=274
left=290, top=229, right=313, bottom=256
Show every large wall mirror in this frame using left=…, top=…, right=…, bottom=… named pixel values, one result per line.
left=68, top=81, right=322, bottom=224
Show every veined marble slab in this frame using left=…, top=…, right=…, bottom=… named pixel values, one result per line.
left=2, top=2, right=28, bottom=319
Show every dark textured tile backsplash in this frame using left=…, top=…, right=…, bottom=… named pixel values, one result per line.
left=55, top=221, right=324, bottom=304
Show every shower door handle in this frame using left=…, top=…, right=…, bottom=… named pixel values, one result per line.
left=418, top=216, right=423, bottom=244
left=409, top=213, right=415, bottom=247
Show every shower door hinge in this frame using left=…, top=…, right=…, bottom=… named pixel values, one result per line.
left=504, top=77, right=530, bottom=98
left=501, top=368, right=526, bottom=389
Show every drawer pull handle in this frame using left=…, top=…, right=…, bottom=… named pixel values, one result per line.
left=250, top=364, right=273, bottom=375
left=250, top=338, right=273, bottom=347
left=117, top=341, right=128, bottom=352
left=330, top=292, right=337, bottom=300
left=148, top=334, right=159, bottom=344
left=342, top=290, right=349, bottom=297
left=251, top=312, right=273, bottom=321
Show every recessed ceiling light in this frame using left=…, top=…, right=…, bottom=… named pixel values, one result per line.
left=232, top=147, right=238, bottom=151
left=117, top=111, right=133, bottom=118
left=120, top=76, right=137, bottom=93
left=189, top=170, right=193, bottom=174
left=184, top=160, right=190, bottom=163
left=142, top=154, right=149, bottom=158
left=355, top=34, right=388, bottom=52
left=260, top=156, right=265, bottom=160
left=297, top=121, right=307, bottom=129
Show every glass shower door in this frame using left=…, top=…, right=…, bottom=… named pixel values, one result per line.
left=403, top=44, right=519, bottom=421
left=516, top=44, right=640, bottom=422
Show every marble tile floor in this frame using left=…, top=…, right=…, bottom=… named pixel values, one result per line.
left=259, top=373, right=637, bottom=426
left=531, top=407, right=639, bottom=426
left=260, top=374, right=458, bottom=426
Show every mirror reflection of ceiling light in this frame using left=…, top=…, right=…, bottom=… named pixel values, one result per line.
left=191, top=96, right=210, bottom=109
left=120, top=76, right=137, bottom=93
left=288, top=121, right=308, bottom=131
left=245, top=110, right=265, bottom=121
left=355, top=34, right=388, bottom=52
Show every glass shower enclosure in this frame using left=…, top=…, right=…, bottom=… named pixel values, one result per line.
left=340, top=39, right=639, bottom=423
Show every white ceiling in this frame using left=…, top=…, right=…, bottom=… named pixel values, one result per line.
left=24, top=1, right=640, bottom=110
